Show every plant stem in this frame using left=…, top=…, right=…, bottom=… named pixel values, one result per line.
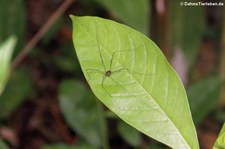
left=219, top=6, right=225, bottom=104
left=96, top=99, right=109, bottom=149
left=12, top=0, right=74, bottom=70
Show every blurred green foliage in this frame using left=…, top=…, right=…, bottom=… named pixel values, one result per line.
left=169, top=0, right=205, bottom=67
left=0, top=0, right=26, bottom=55
left=0, top=68, right=33, bottom=118
left=54, top=42, right=81, bottom=73
left=117, top=121, right=141, bottom=147
left=187, top=76, right=223, bottom=125
left=95, top=0, right=150, bottom=34
left=59, top=79, right=108, bottom=148
left=0, top=139, right=8, bottom=149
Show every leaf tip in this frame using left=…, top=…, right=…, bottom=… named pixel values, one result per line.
left=69, top=15, right=79, bottom=22
left=69, top=14, right=74, bottom=19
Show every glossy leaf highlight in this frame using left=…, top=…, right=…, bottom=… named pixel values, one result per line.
left=0, top=36, right=16, bottom=95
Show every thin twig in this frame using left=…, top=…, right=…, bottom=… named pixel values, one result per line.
left=12, top=0, right=74, bottom=70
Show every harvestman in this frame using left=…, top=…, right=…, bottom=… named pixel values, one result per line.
left=86, top=42, right=152, bottom=98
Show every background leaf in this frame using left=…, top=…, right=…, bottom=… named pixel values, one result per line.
left=0, top=36, right=17, bottom=95
left=0, top=0, right=26, bottom=55
left=71, top=16, right=199, bottom=148
left=0, top=139, right=9, bottom=149
left=187, top=76, right=223, bottom=125
left=117, top=121, right=141, bottom=147
left=59, top=79, right=108, bottom=148
left=169, top=0, right=205, bottom=67
left=213, top=123, right=225, bottom=149
left=0, top=69, right=33, bottom=118
left=95, top=0, right=150, bottom=34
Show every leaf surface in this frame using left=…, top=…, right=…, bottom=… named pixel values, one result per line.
left=71, top=16, right=199, bottom=149
left=59, top=79, right=108, bottom=148
left=0, top=37, right=16, bottom=95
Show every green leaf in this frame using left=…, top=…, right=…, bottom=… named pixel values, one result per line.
left=0, top=0, right=26, bottom=55
left=169, top=0, right=205, bottom=67
left=42, top=143, right=96, bottom=149
left=117, top=121, right=141, bottom=147
left=0, top=69, right=33, bottom=118
left=213, top=123, right=225, bottom=149
left=0, top=36, right=17, bottom=95
left=187, top=76, right=223, bottom=125
left=0, top=139, right=9, bottom=149
left=59, top=79, right=108, bottom=148
left=71, top=16, right=199, bottom=148
left=95, top=0, right=150, bottom=34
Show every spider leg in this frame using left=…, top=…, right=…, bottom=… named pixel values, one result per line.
left=98, top=45, right=107, bottom=72
left=109, top=40, right=149, bottom=70
left=86, top=69, right=104, bottom=82
left=101, top=76, right=113, bottom=98
left=110, top=51, right=153, bottom=76
left=109, top=50, right=131, bottom=71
